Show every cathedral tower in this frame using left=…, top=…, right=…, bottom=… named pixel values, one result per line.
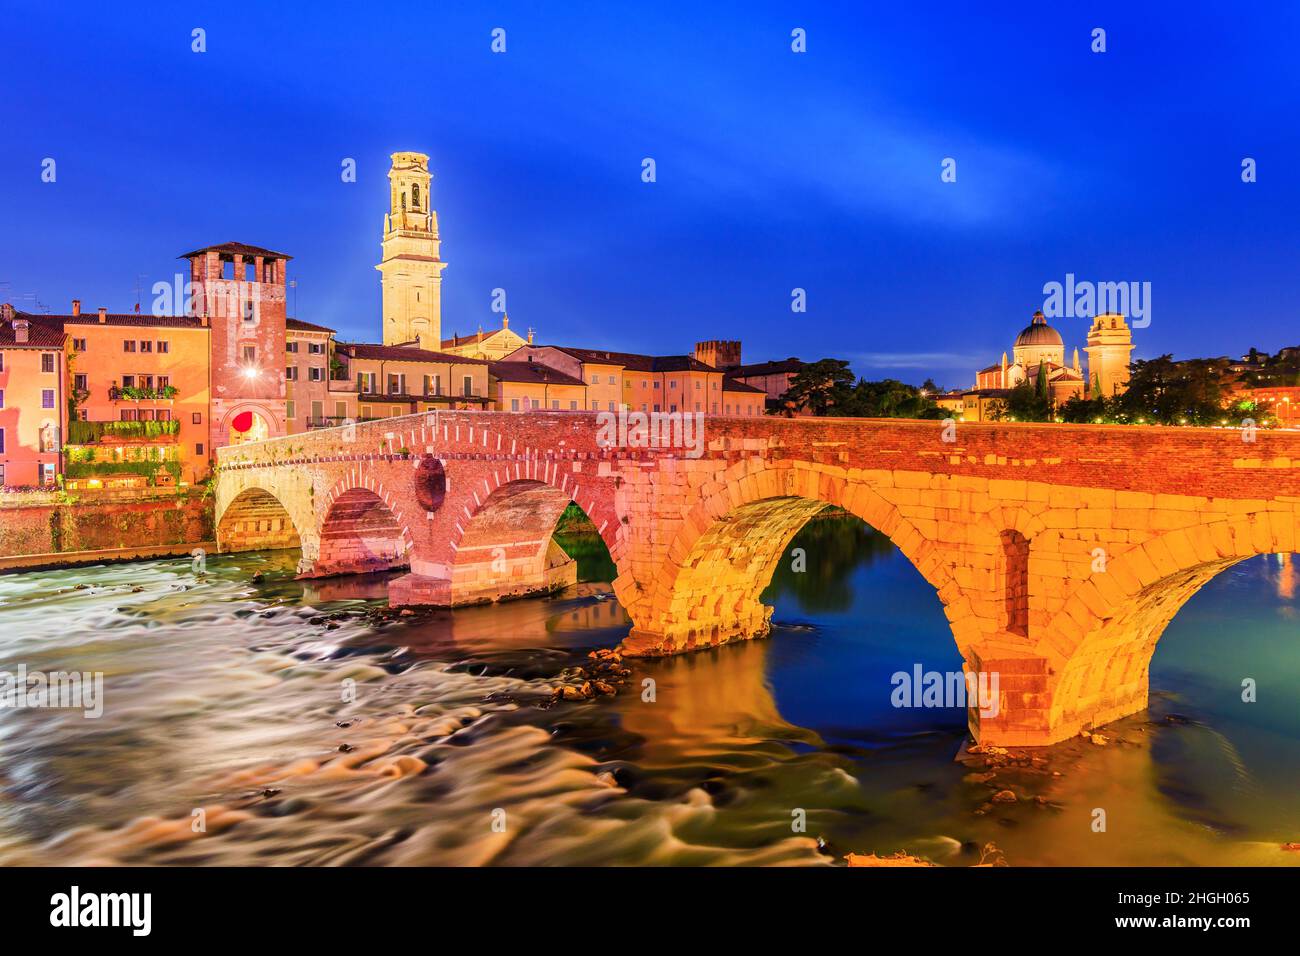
left=377, top=151, right=445, bottom=350
left=1085, top=313, right=1134, bottom=397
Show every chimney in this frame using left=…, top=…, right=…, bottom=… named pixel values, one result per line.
left=527, top=327, right=535, bottom=345
left=98, top=307, right=107, bottom=324
left=71, top=299, right=81, bottom=316
left=13, top=317, right=29, bottom=343
left=502, top=313, right=509, bottom=329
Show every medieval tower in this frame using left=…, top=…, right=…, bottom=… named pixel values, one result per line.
left=1084, top=313, right=1134, bottom=398
left=377, top=151, right=445, bottom=351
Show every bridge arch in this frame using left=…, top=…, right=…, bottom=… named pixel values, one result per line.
left=620, top=462, right=970, bottom=657
left=1035, top=510, right=1299, bottom=738
left=216, top=486, right=304, bottom=554
left=309, top=475, right=414, bottom=577
left=447, top=473, right=609, bottom=605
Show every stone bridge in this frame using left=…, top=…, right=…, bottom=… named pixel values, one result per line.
left=214, top=410, right=1300, bottom=746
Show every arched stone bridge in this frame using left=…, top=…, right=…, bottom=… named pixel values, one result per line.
left=214, top=410, right=1300, bottom=746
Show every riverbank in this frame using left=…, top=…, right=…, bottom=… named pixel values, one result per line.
left=0, top=488, right=212, bottom=571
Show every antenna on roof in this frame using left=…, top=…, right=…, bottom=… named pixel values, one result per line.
left=134, top=273, right=147, bottom=313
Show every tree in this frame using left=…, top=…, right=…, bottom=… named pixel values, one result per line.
left=993, top=380, right=1051, bottom=422
left=776, top=359, right=858, bottom=416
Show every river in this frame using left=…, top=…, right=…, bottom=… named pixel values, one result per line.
left=0, top=515, right=1295, bottom=866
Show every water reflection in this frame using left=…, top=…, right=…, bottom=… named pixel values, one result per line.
left=0, top=521, right=1294, bottom=866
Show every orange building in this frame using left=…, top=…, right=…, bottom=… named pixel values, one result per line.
left=61, top=303, right=211, bottom=485
left=502, top=345, right=767, bottom=417
left=1235, top=385, right=1300, bottom=427
left=0, top=306, right=67, bottom=488
left=489, top=360, right=587, bottom=411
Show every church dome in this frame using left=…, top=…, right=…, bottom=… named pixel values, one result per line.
left=1014, top=311, right=1063, bottom=348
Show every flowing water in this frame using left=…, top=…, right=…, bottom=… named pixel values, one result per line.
left=0, top=515, right=1296, bottom=866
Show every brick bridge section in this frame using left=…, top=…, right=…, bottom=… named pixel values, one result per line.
left=214, top=411, right=1300, bottom=746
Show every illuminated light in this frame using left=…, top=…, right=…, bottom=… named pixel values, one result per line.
left=242, top=366, right=260, bottom=380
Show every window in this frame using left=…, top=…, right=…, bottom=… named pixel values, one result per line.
left=608, top=375, right=615, bottom=385
left=412, top=183, right=421, bottom=208
left=140, top=340, right=153, bottom=353
left=156, top=409, right=171, bottom=421
left=192, top=412, right=202, bottom=425
left=157, top=340, right=169, bottom=354
left=0, top=429, right=4, bottom=454
left=138, top=409, right=154, bottom=421
left=310, top=366, right=323, bottom=382
left=360, top=405, right=372, bottom=419
left=462, top=376, right=473, bottom=397
left=122, top=375, right=135, bottom=388
left=590, top=374, right=598, bottom=384
left=0, top=389, right=3, bottom=407
left=653, top=381, right=660, bottom=390
left=242, top=299, right=255, bottom=322
left=311, top=401, right=323, bottom=422
left=551, top=400, right=560, bottom=410
left=390, top=405, right=402, bottom=417
left=511, top=398, right=520, bottom=411
left=286, top=366, right=298, bottom=381
left=72, top=338, right=86, bottom=351
left=309, top=342, right=324, bottom=354
left=286, top=341, right=299, bottom=353
left=41, top=353, right=55, bottom=372
left=388, top=373, right=404, bottom=394
left=242, top=345, right=256, bottom=363
left=670, top=381, right=677, bottom=389
left=120, top=409, right=138, bottom=422
left=41, top=389, right=55, bottom=409
left=123, top=340, right=136, bottom=352
left=357, top=372, right=376, bottom=393
left=196, top=444, right=204, bottom=456
left=41, top=464, right=55, bottom=487
left=286, top=400, right=296, bottom=419
left=157, top=375, right=169, bottom=388
left=74, top=373, right=87, bottom=391
left=334, top=401, right=347, bottom=419
left=591, top=401, right=600, bottom=411
left=608, top=401, right=616, bottom=412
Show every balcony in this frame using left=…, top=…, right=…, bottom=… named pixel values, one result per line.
left=306, top=416, right=348, bottom=430
left=109, top=385, right=178, bottom=402
left=68, top=419, right=180, bottom=443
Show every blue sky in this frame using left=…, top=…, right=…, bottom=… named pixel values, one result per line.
left=3, top=1, right=1299, bottom=387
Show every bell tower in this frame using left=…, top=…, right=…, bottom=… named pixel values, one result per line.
left=377, top=151, right=445, bottom=350
left=1085, top=313, right=1134, bottom=398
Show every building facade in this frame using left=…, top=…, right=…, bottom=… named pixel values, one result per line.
left=0, top=307, right=67, bottom=487
left=963, top=310, right=1134, bottom=421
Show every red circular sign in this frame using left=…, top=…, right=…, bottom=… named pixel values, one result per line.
left=231, top=411, right=254, bottom=433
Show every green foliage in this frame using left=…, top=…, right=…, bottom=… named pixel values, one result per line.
left=992, top=380, right=1052, bottom=422
left=68, top=418, right=180, bottom=443
left=776, top=360, right=945, bottom=419
left=64, top=460, right=183, bottom=484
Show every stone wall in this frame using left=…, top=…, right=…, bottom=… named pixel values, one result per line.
left=0, top=490, right=213, bottom=559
